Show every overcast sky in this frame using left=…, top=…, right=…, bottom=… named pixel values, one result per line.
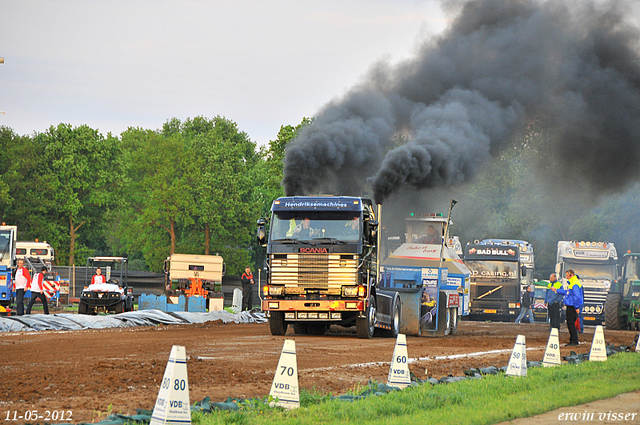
left=0, top=0, right=447, bottom=145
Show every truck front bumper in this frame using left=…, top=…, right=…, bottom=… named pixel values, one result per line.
left=262, top=299, right=364, bottom=315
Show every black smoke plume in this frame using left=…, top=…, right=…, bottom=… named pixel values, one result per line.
left=282, top=0, right=640, bottom=204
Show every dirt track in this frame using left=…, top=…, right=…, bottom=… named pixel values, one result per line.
left=1, top=319, right=637, bottom=423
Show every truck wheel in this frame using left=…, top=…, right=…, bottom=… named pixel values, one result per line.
left=114, top=301, right=124, bottom=314
left=269, top=312, right=288, bottom=336
left=604, top=293, right=626, bottom=330
left=293, top=323, right=309, bottom=335
left=436, top=292, right=449, bottom=337
left=380, top=295, right=401, bottom=338
left=78, top=301, right=88, bottom=315
left=307, top=323, right=327, bottom=335
left=356, top=296, right=376, bottom=339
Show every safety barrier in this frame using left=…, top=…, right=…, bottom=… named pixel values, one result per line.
left=138, top=294, right=206, bottom=312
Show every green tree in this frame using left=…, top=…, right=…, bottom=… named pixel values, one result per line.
left=31, top=124, right=124, bottom=265
left=190, top=116, right=259, bottom=275
left=119, top=127, right=197, bottom=268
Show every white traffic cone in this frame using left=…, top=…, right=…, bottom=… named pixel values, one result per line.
left=387, top=334, right=411, bottom=389
left=150, top=345, right=191, bottom=425
left=269, top=339, right=300, bottom=409
left=506, top=335, right=527, bottom=377
left=589, top=325, right=607, bottom=362
left=635, top=331, right=640, bottom=352
left=542, top=328, right=562, bottom=367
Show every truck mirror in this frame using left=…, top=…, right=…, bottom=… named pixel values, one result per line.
left=366, top=220, right=379, bottom=245
left=256, top=218, right=267, bottom=246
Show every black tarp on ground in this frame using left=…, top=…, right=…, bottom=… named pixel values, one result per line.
left=0, top=309, right=266, bottom=332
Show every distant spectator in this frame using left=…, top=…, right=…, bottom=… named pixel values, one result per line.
left=26, top=267, right=49, bottom=315
left=241, top=266, right=254, bottom=311
left=14, top=259, right=31, bottom=316
left=515, top=285, right=534, bottom=324
left=545, top=273, right=563, bottom=329
left=553, top=269, right=583, bottom=346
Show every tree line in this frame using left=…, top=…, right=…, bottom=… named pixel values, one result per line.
left=0, top=117, right=309, bottom=275
left=1, top=117, right=638, bottom=275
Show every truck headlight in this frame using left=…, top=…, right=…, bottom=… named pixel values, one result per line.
left=342, top=286, right=358, bottom=297
left=268, top=286, right=284, bottom=296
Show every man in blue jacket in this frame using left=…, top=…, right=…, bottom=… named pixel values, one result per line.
left=545, top=273, right=563, bottom=330
left=553, top=269, right=583, bottom=346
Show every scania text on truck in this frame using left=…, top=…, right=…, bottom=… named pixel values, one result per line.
left=556, top=241, right=617, bottom=324
left=604, top=251, right=640, bottom=330
left=465, top=240, right=529, bottom=320
left=257, top=196, right=401, bottom=339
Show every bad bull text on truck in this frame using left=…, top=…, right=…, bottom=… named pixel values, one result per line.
left=465, top=239, right=533, bottom=320
left=256, top=196, right=470, bottom=339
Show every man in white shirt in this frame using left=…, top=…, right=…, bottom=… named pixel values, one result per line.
left=26, top=266, right=49, bottom=315
left=14, top=259, right=31, bottom=316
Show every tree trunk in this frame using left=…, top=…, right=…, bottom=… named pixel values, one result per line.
left=69, top=216, right=75, bottom=266
left=170, top=220, right=176, bottom=255
left=204, top=223, right=210, bottom=255
left=69, top=216, right=85, bottom=266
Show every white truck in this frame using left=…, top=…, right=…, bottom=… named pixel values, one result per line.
left=556, top=241, right=617, bottom=325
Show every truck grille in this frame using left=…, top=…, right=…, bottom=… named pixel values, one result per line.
left=271, top=254, right=358, bottom=288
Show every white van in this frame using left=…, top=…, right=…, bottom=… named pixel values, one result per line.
left=16, top=241, right=55, bottom=266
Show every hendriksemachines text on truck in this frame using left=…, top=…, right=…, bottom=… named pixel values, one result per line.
left=0, top=224, right=17, bottom=311
left=556, top=240, right=617, bottom=325
left=465, top=240, right=532, bottom=321
left=379, top=210, right=471, bottom=336
left=257, top=196, right=400, bottom=338
left=605, top=251, right=640, bottom=331
left=79, top=256, right=134, bottom=314
left=257, top=196, right=470, bottom=338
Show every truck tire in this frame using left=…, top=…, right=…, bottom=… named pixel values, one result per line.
left=307, top=323, right=327, bottom=335
left=293, top=323, right=309, bottom=335
left=78, top=301, right=88, bottom=315
left=114, top=301, right=124, bottom=314
left=605, top=293, right=626, bottom=330
left=436, top=292, right=449, bottom=337
left=380, top=295, right=401, bottom=338
left=356, top=296, right=376, bottom=339
left=269, top=312, right=288, bottom=336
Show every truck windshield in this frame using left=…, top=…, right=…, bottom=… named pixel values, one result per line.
left=564, top=262, right=616, bottom=281
left=466, top=260, right=518, bottom=279
left=625, top=257, right=640, bottom=281
left=0, top=230, right=12, bottom=258
left=270, top=211, right=361, bottom=242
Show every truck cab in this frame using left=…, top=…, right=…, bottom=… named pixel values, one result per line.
left=0, top=225, right=17, bottom=309
left=556, top=241, right=617, bottom=325
left=465, top=240, right=524, bottom=320
left=258, top=196, right=400, bottom=339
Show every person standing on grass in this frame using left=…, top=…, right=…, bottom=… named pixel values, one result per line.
left=515, top=285, right=534, bottom=323
left=545, top=273, right=563, bottom=329
left=553, top=269, right=583, bottom=346
left=13, top=259, right=31, bottom=316
left=26, top=267, right=49, bottom=315
left=241, top=266, right=254, bottom=311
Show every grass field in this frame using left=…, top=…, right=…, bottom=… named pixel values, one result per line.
left=191, top=352, right=640, bottom=425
